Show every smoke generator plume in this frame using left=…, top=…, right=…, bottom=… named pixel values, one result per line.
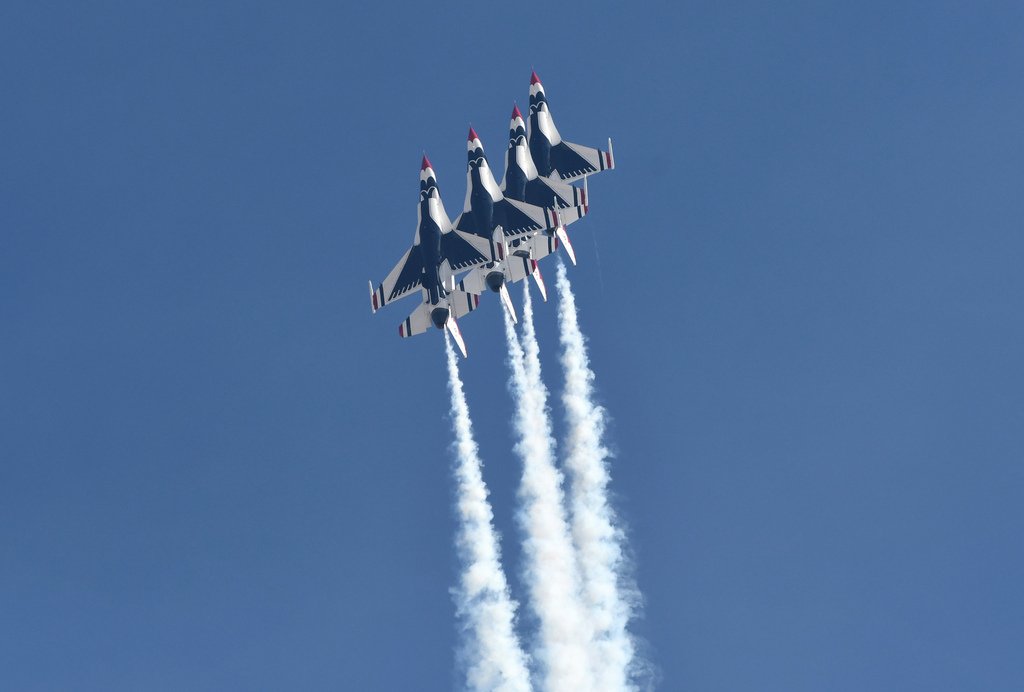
left=444, top=335, right=533, bottom=692
left=555, top=260, right=642, bottom=691
left=503, top=289, right=596, bottom=691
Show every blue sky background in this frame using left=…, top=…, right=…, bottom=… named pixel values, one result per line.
left=3, top=2, right=1023, bottom=690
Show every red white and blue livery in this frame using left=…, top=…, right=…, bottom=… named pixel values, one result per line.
left=454, top=126, right=585, bottom=322
left=527, top=70, right=615, bottom=183
left=367, top=71, right=616, bottom=355
left=368, top=156, right=492, bottom=357
left=502, top=103, right=590, bottom=213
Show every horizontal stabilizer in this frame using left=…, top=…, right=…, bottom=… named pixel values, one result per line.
left=448, top=289, right=481, bottom=319
left=552, top=203, right=586, bottom=227
left=505, top=254, right=533, bottom=285
left=398, top=302, right=434, bottom=338
left=523, top=233, right=558, bottom=262
left=458, top=266, right=490, bottom=295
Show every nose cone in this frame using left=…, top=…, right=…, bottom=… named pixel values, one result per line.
left=529, top=71, right=547, bottom=109
left=421, top=154, right=437, bottom=180
left=420, top=153, right=438, bottom=196
left=467, top=126, right=486, bottom=165
left=508, top=104, right=527, bottom=145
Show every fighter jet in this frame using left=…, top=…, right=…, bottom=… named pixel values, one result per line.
left=368, top=155, right=493, bottom=357
left=527, top=70, right=615, bottom=183
left=500, top=103, right=590, bottom=267
left=458, top=231, right=562, bottom=322
left=452, top=127, right=585, bottom=321
left=502, top=103, right=589, bottom=214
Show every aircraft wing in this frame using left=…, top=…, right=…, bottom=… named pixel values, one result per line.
left=441, top=229, right=494, bottom=270
left=454, top=199, right=572, bottom=242
left=521, top=175, right=588, bottom=211
left=370, top=246, right=424, bottom=312
left=548, top=138, right=615, bottom=183
left=451, top=211, right=479, bottom=236
left=497, top=199, right=563, bottom=240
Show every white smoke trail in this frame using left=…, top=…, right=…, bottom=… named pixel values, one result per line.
left=555, top=260, right=640, bottom=691
left=504, top=289, right=596, bottom=691
left=444, top=335, right=533, bottom=692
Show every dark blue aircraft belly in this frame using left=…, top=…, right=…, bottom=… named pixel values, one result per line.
left=504, top=160, right=528, bottom=202
left=468, top=169, right=493, bottom=237
left=418, top=203, right=443, bottom=305
left=529, top=123, right=553, bottom=178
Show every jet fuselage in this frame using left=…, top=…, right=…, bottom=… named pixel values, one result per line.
left=528, top=99, right=555, bottom=178
left=468, top=166, right=495, bottom=237
left=528, top=134, right=552, bottom=178
left=416, top=198, right=451, bottom=331
left=416, top=198, right=444, bottom=303
left=503, top=151, right=528, bottom=202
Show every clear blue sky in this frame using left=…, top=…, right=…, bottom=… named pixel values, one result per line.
left=3, top=2, right=1023, bottom=690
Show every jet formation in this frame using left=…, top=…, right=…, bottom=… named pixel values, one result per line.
left=369, top=72, right=615, bottom=357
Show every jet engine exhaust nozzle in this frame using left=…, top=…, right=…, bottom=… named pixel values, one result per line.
left=485, top=272, right=506, bottom=293
left=431, top=307, right=450, bottom=330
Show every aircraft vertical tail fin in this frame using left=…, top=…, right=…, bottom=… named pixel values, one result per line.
left=499, top=282, right=518, bottom=323
left=531, top=260, right=548, bottom=302
left=446, top=317, right=468, bottom=358
left=554, top=215, right=576, bottom=266
left=493, top=226, right=509, bottom=262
